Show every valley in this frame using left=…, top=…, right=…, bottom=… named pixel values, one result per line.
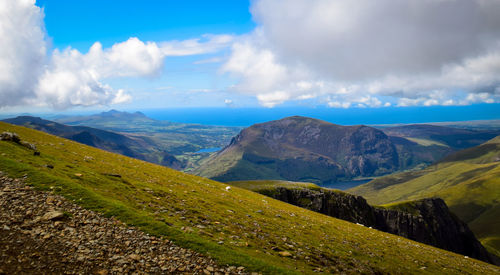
left=1, top=122, right=499, bottom=273
left=3, top=110, right=242, bottom=171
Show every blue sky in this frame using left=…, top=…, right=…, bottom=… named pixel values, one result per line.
left=32, top=0, right=256, bottom=109
left=37, top=0, right=255, bottom=50
left=1, top=0, right=500, bottom=121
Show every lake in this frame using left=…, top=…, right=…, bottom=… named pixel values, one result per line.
left=195, top=147, right=221, bottom=153
left=318, top=179, right=372, bottom=191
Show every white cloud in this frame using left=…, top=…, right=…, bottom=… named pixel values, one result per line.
left=35, top=34, right=234, bottom=109
left=222, top=0, right=500, bottom=107
left=0, top=0, right=46, bottom=107
left=160, top=34, right=233, bottom=56
left=224, top=98, right=234, bottom=107
left=0, top=0, right=234, bottom=109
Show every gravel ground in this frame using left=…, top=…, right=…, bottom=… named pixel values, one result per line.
left=0, top=171, right=249, bottom=274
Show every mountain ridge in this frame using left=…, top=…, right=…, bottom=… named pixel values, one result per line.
left=196, top=116, right=401, bottom=184
left=2, top=116, right=183, bottom=169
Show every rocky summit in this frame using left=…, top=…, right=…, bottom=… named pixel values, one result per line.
left=0, top=172, right=247, bottom=275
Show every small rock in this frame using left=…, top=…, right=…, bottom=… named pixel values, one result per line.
left=42, top=211, right=64, bottom=221
left=278, top=251, right=292, bottom=257
left=46, top=196, right=56, bottom=204
left=21, top=141, right=37, bottom=151
left=129, top=254, right=141, bottom=261
left=74, top=173, right=83, bottom=177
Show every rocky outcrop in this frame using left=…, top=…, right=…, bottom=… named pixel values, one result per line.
left=1, top=131, right=39, bottom=154
left=258, top=187, right=498, bottom=265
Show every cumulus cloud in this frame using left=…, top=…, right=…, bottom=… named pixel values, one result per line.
left=0, top=0, right=46, bottom=107
left=223, top=0, right=500, bottom=107
left=35, top=35, right=233, bottom=109
left=0, top=0, right=234, bottom=109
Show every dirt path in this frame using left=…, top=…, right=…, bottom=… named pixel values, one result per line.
left=0, top=171, right=246, bottom=274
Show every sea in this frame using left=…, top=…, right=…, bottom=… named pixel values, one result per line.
left=142, top=104, right=500, bottom=127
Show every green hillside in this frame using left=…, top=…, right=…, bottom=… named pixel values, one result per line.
left=0, top=122, right=498, bottom=274
left=349, top=136, right=500, bottom=258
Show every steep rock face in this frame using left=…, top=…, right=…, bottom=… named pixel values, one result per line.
left=198, top=116, right=399, bottom=184
left=373, top=199, right=493, bottom=264
left=258, top=187, right=496, bottom=265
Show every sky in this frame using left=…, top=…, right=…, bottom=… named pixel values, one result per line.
left=1, top=0, right=500, bottom=117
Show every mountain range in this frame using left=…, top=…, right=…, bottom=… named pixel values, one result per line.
left=195, top=116, right=500, bottom=185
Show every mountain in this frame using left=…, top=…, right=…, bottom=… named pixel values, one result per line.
left=381, top=124, right=500, bottom=150
left=380, top=124, right=500, bottom=170
left=2, top=116, right=183, bottom=169
left=1, top=122, right=498, bottom=273
left=195, top=116, right=401, bottom=184
left=54, top=110, right=242, bottom=171
left=230, top=180, right=496, bottom=264
left=55, top=109, right=156, bottom=126
left=349, top=135, right=500, bottom=258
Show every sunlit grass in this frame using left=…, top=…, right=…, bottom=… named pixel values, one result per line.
left=0, top=122, right=498, bottom=274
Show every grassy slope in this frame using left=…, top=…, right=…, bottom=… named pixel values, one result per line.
left=0, top=122, right=498, bottom=274
left=230, top=180, right=322, bottom=192
left=405, top=137, right=449, bottom=147
left=349, top=137, right=500, bottom=258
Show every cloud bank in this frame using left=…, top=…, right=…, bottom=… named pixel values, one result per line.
left=223, top=0, right=500, bottom=107
left=0, top=0, right=232, bottom=109
left=3, top=0, right=500, bottom=110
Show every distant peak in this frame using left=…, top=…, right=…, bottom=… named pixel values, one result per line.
left=101, top=109, right=121, bottom=116
left=96, top=110, right=151, bottom=120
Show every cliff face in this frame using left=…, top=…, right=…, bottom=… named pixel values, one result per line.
left=259, top=187, right=497, bottom=265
